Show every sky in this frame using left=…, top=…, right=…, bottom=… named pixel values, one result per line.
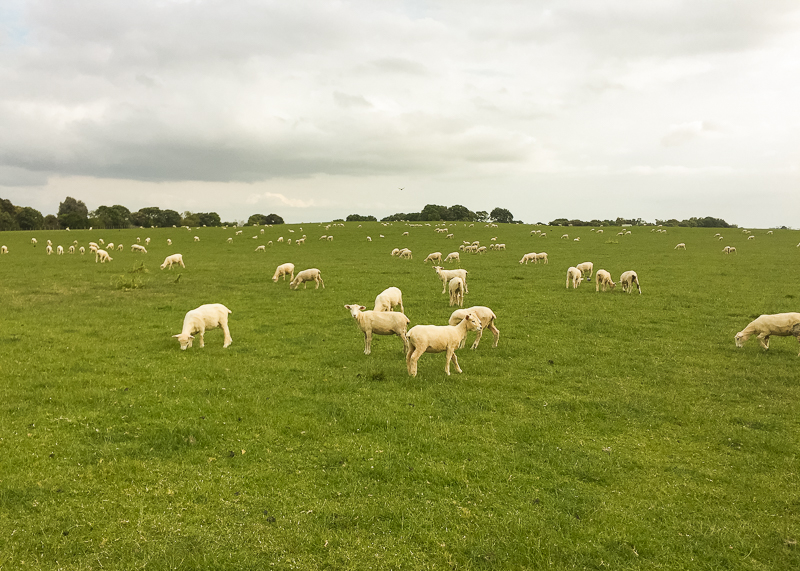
left=0, top=0, right=798, bottom=227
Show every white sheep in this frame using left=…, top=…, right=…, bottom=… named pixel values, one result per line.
left=344, top=304, right=410, bottom=355
left=46, top=245, right=53, bottom=255
left=47, top=239, right=52, bottom=246
left=399, top=248, right=412, bottom=259
left=160, top=254, right=185, bottom=270
left=290, top=268, right=324, bottom=290
left=449, top=306, right=500, bottom=349
left=56, top=245, right=64, bottom=255
left=561, top=234, right=569, bottom=240
left=255, top=245, right=266, bottom=252
left=519, top=252, right=537, bottom=264
left=117, top=244, right=124, bottom=251
left=390, top=248, right=401, bottom=256
left=566, top=266, right=583, bottom=289
left=173, top=303, right=233, bottom=350
left=95, top=249, right=112, bottom=263
left=227, top=237, right=233, bottom=244
left=107, top=243, right=114, bottom=251
left=89, top=242, right=98, bottom=251
left=1, top=245, right=7, bottom=254
left=405, top=311, right=483, bottom=376
left=374, top=286, right=404, bottom=313
left=619, top=270, right=641, bottom=294
left=68, top=245, right=75, bottom=254
left=423, top=252, right=443, bottom=264
left=735, top=313, right=800, bottom=355
left=446, top=233, right=454, bottom=239
left=748, top=235, right=755, bottom=240
left=723, top=246, right=737, bottom=254
left=326, top=236, right=333, bottom=241
left=535, top=252, right=548, bottom=264
left=595, top=269, right=615, bottom=292
left=272, top=262, right=295, bottom=282
left=79, top=246, right=85, bottom=255
left=167, top=239, right=172, bottom=246
left=31, top=238, right=37, bottom=247
left=131, top=244, right=147, bottom=253
left=444, top=252, right=460, bottom=264
left=674, top=243, right=686, bottom=250
left=448, top=277, right=465, bottom=307
left=433, top=266, right=468, bottom=294
left=576, top=261, right=593, bottom=279
left=367, top=236, right=372, bottom=241
left=194, top=236, right=200, bottom=242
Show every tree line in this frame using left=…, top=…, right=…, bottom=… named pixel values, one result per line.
left=0, top=196, right=285, bottom=230
left=354, top=204, right=519, bottom=224
left=548, top=216, right=737, bottom=228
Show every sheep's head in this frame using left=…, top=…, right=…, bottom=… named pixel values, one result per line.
left=344, top=304, right=366, bottom=319
left=463, top=312, right=483, bottom=332
left=289, top=278, right=300, bottom=290
left=173, top=333, right=194, bottom=350
left=734, top=332, right=747, bottom=348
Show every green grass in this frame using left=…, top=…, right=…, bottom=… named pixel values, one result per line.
left=1, top=223, right=799, bottom=570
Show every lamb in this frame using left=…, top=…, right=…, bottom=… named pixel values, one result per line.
left=449, top=277, right=465, bottom=307
left=444, top=252, right=460, bottom=263
left=723, top=246, right=737, bottom=254
left=227, top=237, right=233, bottom=244
left=31, top=238, right=37, bottom=246
left=446, top=233, right=454, bottom=239
left=367, top=236, right=372, bottom=241
left=160, top=254, right=185, bottom=270
left=561, top=234, right=569, bottom=240
left=566, top=266, right=583, bottom=289
left=47, top=239, right=52, bottom=246
left=449, top=306, right=500, bottom=349
left=272, top=262, right=295, bottom=283
left=674, top=243, right=686, bottom=249
left=173, top=303, right=233, bottom=350
left=194, top=236, right=200, bottom=242
left=79, top=246, right=85, bottom=255
left=344, top=304, right=410, bottom=355
left=167, top=239, right=172, bottom=246
left=1, top=245, right=7, bottom=254
left=95, top=249, right=112, bottom=263
left=390, top=248, right=401, bottom=256
left=117, top=244, right=124, bottom=251
left=399, top=249, right=412, bottom=259
left=405, top=311, right=483, bottom=376
left=619, top=270, right=641, bottom=294
left=131, top=244, right=147, bottom=253
left=46, top=245, right=53, bottom=255
left=374, top=286, right=404, bottom=313
left=748, top=235, right=755, bottom=240
left=423, top=252, right=443, bottom=264
left=735, top=313, right=800, bottom=355
left=519, top=252, right=537, bottom=264
left=57, top=245, right=64, bottom=255
left=289, top=268, right=324, bottom=290
left=595, top=269, right=615, bottom=292
left=576, top=261, right=593, bottom=279
left=107, top=243, right=114, bottom=251
left=68, top=245, right=75, bottom=254
left=255, top=245, right=266, bottom=252
left=433, top=266, right=468, bottom=294
left=535, top=252, right=548, bottom=264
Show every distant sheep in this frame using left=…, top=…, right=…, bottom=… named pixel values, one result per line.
left=433, top=266, right=468, bottom=294
left=576, top=261, right=593, bottom=279
left=194, top=236, right=200, bottom=242
left=448, top=277, right=465, bottom=307
left=56, top=245, right=64, bottom=255
left=79, top=246, right=85, bottom=255
left=398, top=248, right=412, bottom=259
left=566, top=266, right=583, bottom=289
left=423, top=252, right=443, bottom=264
left=595, top=269, right=615, bottom=292
left=619, top=270, right=641, bottom=294
left=272, top=262, right=295, bottom=283
left=449, top=306, right=499, bottom=349
left=735, top=313, right=800, bottom=355
left=519, top=252, right=536, bottom=264
left=405, top=311, right=483, bottom=376
left=444, top=252, right=460, bottom=263
left=160, top=254, right=185, bottom=270
left=535, top=252, right=548, bottom=264
left=0, top=245, right=7, bottom=254
left=46, top=245, right=53, bottom=255
left=95, top=249, right=112, bottom=263
left=117, top=244, right=124, bottom=251
left=227, top=237, right=233, bottom=244
left=255, top=245, right=266, bottom=252
left=748, top=235, right=755, bottom=240
left=68, top=245, right=75, bottom=254
left=31, top=238, right=37, bottom=247
left=173, top=303, right=232, bottom=350
left=290, top=268, right=325, bottom=290
left=167, top=239, right=172, bottom=246
left=374, top=286, right=404, bottom=313
left=674, top=243, right=686, bottom=250
left=344, top=304, right=410, bottom=355
left=131, top=244, right=147, bottom=253
left=723, top=246, right=737, bottom=254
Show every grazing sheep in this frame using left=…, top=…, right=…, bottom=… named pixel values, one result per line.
left=88, top=242, right=98, bottom=251
left=31, top=238, right=37, bottom=247
left=46, top=245, right=53, bottom=255
left=433, top=266, right=468, bottom=294
left=449, top=277, right=465, bottom=307
left=227, top=237, right=233, bottom=244
left=68, top=245, right=75, bottom=254
left=56, top=245, right=64, bottom=255
left=95, top=249, right=112, bottom=263
left=576, top=261, right=593, bottom=279
left=255, top=245, right=266, bottom=252
left=374, top=286, right=404, bottom=313
left=596, top=229, right=603, bottom=234
left=290, top=268, right=325, bottom=290
left=535, top=252, right=548, bottom=264
left=423, top=252, right=443, bottom=264
left=194, top=236, right=200, bottom=242
left=131, top=244, right=147, bottom=253
left=160, top=254, right=185, bottom=270
left=405, top=311, right=483, bottom=376
left=344, top=304, right=410, bottom=355
left=173, top=303, right=233, bottom=350
left=47, top=239, right=52, bottom=246
left=367, top=236, right=372, bottom=241
left=674, top=243, right=686, bottom=250
left=619, top=270, right=641, bottom=294
left=272, top=262, right=295, bottom=283
left=595, top=269, right=615, bottom=292
left=723, top=246, right=737, bottom=254
left=767, top=230, right=773, bottom=235
left=735, top=313, right=800, bottom=355
left=167, top=239, right=172, bottom=246
left=446, top=233, right=454, bottom=239
left=390, top=248, right=401, bottom=256
left=79, top=246, right=85, bottom=255
left=399, top=248, right=412, bottom=259
left=748, top=235, right=755, bottom=240
left=326, top=236, right=333, bottom=241
left=566, top=266, right=583, bottom=289
left=519, top=252, right=537, bottom=264
left=449, top=306, right=500, bottom=349
left=444, top=252, right=460, bottom=264
left=561, top=234, right=569, bottom=240
left=117, top=244, right=124, bottom=251
left=107, top=243, right=114, bottom=251
left=0, top=245, right=7, bottom=254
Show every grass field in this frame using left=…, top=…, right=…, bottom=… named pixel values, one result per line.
left=1, top=222, right=799, bottom=570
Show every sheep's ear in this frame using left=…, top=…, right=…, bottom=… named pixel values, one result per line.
left=360, top=306, right=366, bottom=311
left=172, top=334, right=180, bottom=338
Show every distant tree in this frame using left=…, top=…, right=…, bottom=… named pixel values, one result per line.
left=44, top=214, right=59, bottom=229
left=196, top=212, right=221, bottom=227
left=161, top=209, right=182, bottom=227
left=549, top=218, right=569, bottom=226
left=264, top=213, right=284, bottom=225
left=475, top=211, right=489, bottom=223
left=0, top=198, right=15, bottom=216
left=449, top=204, right=477, bottom=222
left=0, top=211, right=17, bottom=231
left=346, top=214, right=377, bottom=222
left=421, top=204, right=449, bottom=221
left=58, top=196, right=90, bottom=229
left=92, top=204, right=132, bottom=228
left=16, top=206, right=44, bottom=230
left=490, top=207, right=514, bottom=224
left=247, top=214, right=269, bottom=226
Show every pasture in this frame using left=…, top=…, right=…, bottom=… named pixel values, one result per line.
left=1, top=222, right=799, bottom=570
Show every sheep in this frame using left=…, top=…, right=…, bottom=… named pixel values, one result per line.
left=46, top=245, right=53, bottom=255
left=595, top=269, right=615, bottom=292
left=107, top=243, right=114, bottom=251
left=444, top=252, right=460, bottom=264
left=723, top=246, right=737, bottom=254
left=619, top=270, right=641, bottom=294
left=767, top=230, right=773, bottom=235
left=449, top=277, right=465, bottom=307
left=535, top=252, right=548, bottom=264
left=496, top=243, right=506, bottom=250
left=136, top=237, right=140, bottom=243
left=79, top=246, right=85, bottom=255
left=88, top=242, right=98, bottom=251
left=227, top=237, right=233, bottom=244
left=194, top=236, right=200, bottom=242
left=173, top=303, right=233, bottom=350
left=367, top=236, right=372, bottom=241
left=289, top=268, right=324, bottom=290
left=272, top=262, right=295, bottom=283
left=296, top=238, right=306, bottom=245
left=748, top=235, right=755, bottom=240
left=449, top=306, right=500, bottom=349
left=167, top=238, right=172, bottom=246
left=576, top=261, right=593, bottom=279
left=344, top=304, right=410, bottom=355
left=56, top=245, right=64, bottom=255
left=390, top=248, right=401, bottom=256
left=31, top=238, right=37, bottom=247
left=398, top=248, right=412, bottom=259
left=561, top=234, right=569, bottom=240
left=573, top=237, right=581, bottom=242
left=735, top=313, right=800, bottom=355
left=566, top=266, right=583, bottom=289
left=47, top=239, right=52, bottom=246
left=446, top=233, right=454, bottom=239
left=160, top=254, right=185, bottom=270
left=68, top=245, right=75, bottom=254
left=255, top=245, right=266, bottom=252
left=433, top=266, right=468, bottom=294
left=319, top=235, right=327, bottom=240
left=674, top=243, right=686, bottom=250
left=402, top=231, right=409, bottom=236
left=519, top=252, right=537, bottom=264
left=95, top=249, right=112, bottom=263
left=99, top=239, right=104, bottom=245
left=595, top=230, right=603, bottom=234
left=326, top=236, right=333, bottom=241
left=236, top=230, right=243, bottom=235
left=117, top=244, right=124, bottom=251
left=374, top=286, right=404, bottom=313
left=131, top=244, right=147, bottom=253
left=423, top=252, right=443, bottom=264
left=405, top=311, right=483, bottom=376
left=0, top=245, right=7, bottom=254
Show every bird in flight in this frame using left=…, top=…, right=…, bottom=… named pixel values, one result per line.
left=398, top=187, right=404, bottom=190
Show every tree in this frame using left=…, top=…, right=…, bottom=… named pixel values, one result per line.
left=449, top=204, right=477, bottom=222
left=16, top=207, right=44, bottom=230
left=420, top=204, right=449, bottom=221
left=44, top=214, right=59, bottom=229
left=490, top=207, right=514, bottom=224
left=0, top=198, right=15, bottom=216
left=196, top=212, right=221, bottom=227
left=346, top=214, right=377, bottom=222
left=475, top=211, right=489, bottom=223
left=58, top=196, right=90, bottom=229
left=264, top=213, right=284, bottom=225
left=247, top=214, right=269, bottom=226
left=0, top=211, right=17, bottom=231
left=92, top=204, right=132, bottom=228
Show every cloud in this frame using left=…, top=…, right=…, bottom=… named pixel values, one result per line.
left=247, top=192, right=315, bottom=209
left=660, top=121, right=724, bottom=147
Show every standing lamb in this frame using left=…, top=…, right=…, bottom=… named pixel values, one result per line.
left=519, top=252, right=537, bottom=264
left=290, top=268, right=325, bottom=290
left=423, top=252, right=443, bottom=264
left=576, top=262, right=593, bottom=280
left=95, top=249, right=112, bottom=263
left=272, top=263, right=295, bottom=283
left=449, top=306, right=500, bottom=349
left=433, top=266, right=468, bottom=294
left=374, top=286, right=404, bottom=313
left=566, top=267, right=583, bottom=289
left=160, top=254, right=185, bottom=270
left=405, top=312, right=483, bottom=376
left=735, top=313, right=800, bottom=355
left=1, top=245, right=7, bottom=254
left=31, top=238, right=37, bottom=247
left=343, top=304, right=410, bottom=355
left=535, top=252, right=548, bottom=264
left=448, top=277, right=465, bottom=307
left=173, top=303, right=233, bottom=350
left=444, top=252, right=460, bottom=264
left=619, top=270, right=641, bottom=294
left=595, top=269, right=615, bottom=292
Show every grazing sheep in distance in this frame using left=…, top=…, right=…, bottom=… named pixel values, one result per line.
left=227, top=237, right=233, bottom=244
left=117, top=244, right=124, bottom=251
left=674, top=243, right=686, bottom=250
left=131, top=244, right=147, bottom=253
left=160, top=254, right=185, bottom=270
left=399, top=249, right=412, bottom=259
left=46, top=245, right=53, bottom=255
left=272, top=263, right=295, bottom=283
left=107, top=243, right=114, bottom=251
left=620, top=270, right=641, bottom=294
left=79, top=246, right=85, bottom=255
left=255, top=245, right=266, bottom=252
left=735, top=313, right=800, bottom=355
left=723, top=246, right=737, bottom=254
left=405, top=311, right=483, bottom=376
left=194, top=236, right=200, bottom=242
left=595, top=269, right=615, bottom=292
left=57, top=245, right=64, bottom=255
left=576, top=262, right=593, bottom=279
left=519, top=252, right=536, bottom=264
left=0, top=245, right=7, bottom=254
left=449, top=306, right=499, bottom=349
left=423, top=252, right=443, bottom=264
left=167, top=239, right=172, bottom=246
left=390, top=248, right=401, bottom=256
left=290, top=268, right=325, bottom=290
left=748, top=235, right=755, bottom=240
left=68, top=245, right=75, bottom=254
left=444, top=252, right=460, bottom=264
left=535, top=252, right=548, bottom=264
left=367, top=236, right=372, bottom=241
left=95, top=249, right=112, bottom=263
left=566, top=267, right=583, bottom=289
left=433, top=266, right=468, bottom=294
left=449, top=277, right=465, bottom=307
left=344, top=304, right=410, bottom=355
left=173, top=303, right=233, bottom=350
left=374, top=287, right=404, bottom=313
left=561, top=234, right=569, bottom=240
left=31, top=238, right=37, bottom=247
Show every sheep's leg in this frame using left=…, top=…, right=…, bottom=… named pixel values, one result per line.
left=449, top=349, right=462, bottom=374
left=470, top=329, right=483, bottom=350
left=364, top=330, right=372, bottom=355
left=489, top=324, right=500, bottom=348
left=407, top=345, right=423, bottom=377
left=222, top=323, right=232, bottom=348
left=398, top=330, right=409, bottom=355
left=758, top=334, right=770, bottom=350
left=319, top=277, right=325, bottom=289
left=399, top=302, right=405, bottom=314
left=197, top=329, right=205, bottom=348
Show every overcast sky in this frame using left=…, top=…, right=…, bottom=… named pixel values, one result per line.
left=1, top=0, right=798, bottom=227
